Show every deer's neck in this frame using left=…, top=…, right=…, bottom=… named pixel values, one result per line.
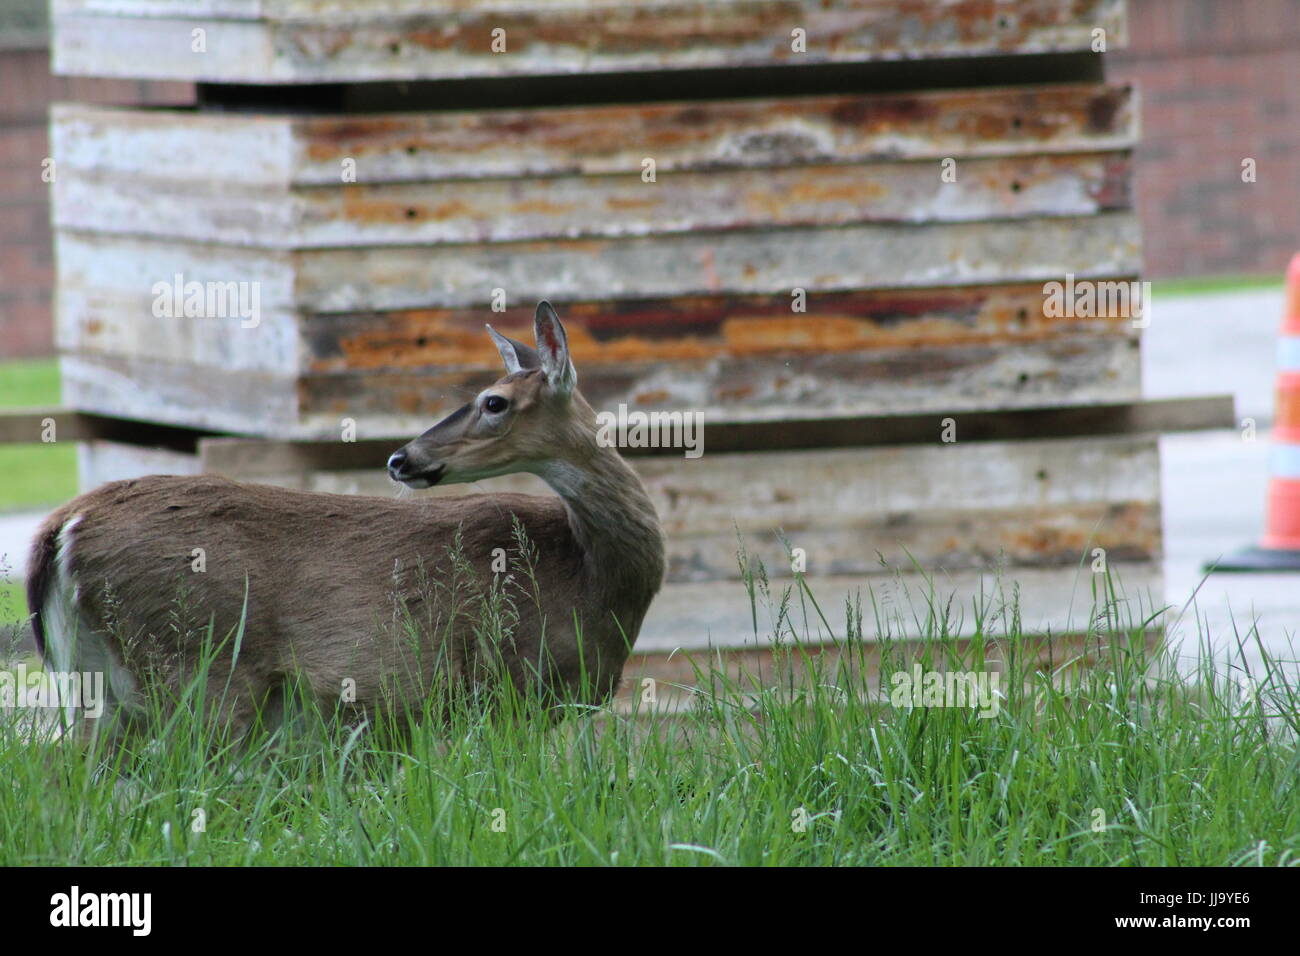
left=535, top=445, right=665, bottom=613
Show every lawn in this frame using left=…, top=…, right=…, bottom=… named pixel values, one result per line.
left=0, top=358, right=78, bottom=512
left=1, top=569, right=1296, bottom=866
left=0, top=358, right=77, bottom=631
left=1150, top=273, right=1285, bottom=298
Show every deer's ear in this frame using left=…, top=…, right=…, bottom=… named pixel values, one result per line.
left=533, top=301, right=576, bottom=394
left=486, top=324, right=540, bottom=374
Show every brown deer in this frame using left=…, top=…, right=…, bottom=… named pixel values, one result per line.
left=26, top=302, right=666, bottom=742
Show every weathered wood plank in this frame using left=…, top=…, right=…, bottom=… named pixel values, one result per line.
left=195, top=435, right=1160, bottom=515
left=663, top=502, right=1160, bottom=580
left=52, top=0, right=1124, bottom=22
left=60, top=354, right=301, bottom=436
left=52, top=0, right=1127, bottom=83
left=637, top=562, right=1162, bottom=650
left=52, top=86, right=1137, bottom=185
left=57, top=213, right=1141, bottom=313
left=265, top=447, right=1165, bottom=581
left=95, top=433, right=1162, bottom=585
left=55, top=282, right=1143, bottom=418
left=306, top=285, right=1136, bottom=371
left=54, top=152, right=1132, bottom=247
left=274, top=214, right=1146, bottom=310
left=60, top=333, right=1140, bottom=435
left=56, top=290, right=301, bottom=374
left=301, top=335, right=1142, bottom=428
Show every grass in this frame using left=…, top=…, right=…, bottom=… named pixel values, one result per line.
left=1151, top=273, right=1285, bottom=298
left=0, top=580, right=24, bottom=634
left=0, top=357, right=77, bottom=513
left=1, top=555, right=1296, bottom=867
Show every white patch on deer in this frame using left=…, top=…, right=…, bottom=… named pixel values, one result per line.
left=43, top=514, right=138, bottom=729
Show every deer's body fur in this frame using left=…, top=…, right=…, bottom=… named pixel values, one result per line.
left=27, top=303, right=665, bottom=741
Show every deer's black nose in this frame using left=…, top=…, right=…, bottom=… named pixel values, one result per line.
left=387, top=450, right=408, bottom=477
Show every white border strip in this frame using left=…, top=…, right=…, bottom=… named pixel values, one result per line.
left=1277, top=336, right=1300, bottom=372
left=1270, top=442, right=1300, bottom=479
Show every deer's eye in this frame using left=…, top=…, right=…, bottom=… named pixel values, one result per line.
left=484, top=395, right=509, bottom=414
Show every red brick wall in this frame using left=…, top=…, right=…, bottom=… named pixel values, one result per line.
left=1109, top=0, right=1300, bottom=277
left=0, top=49, right=191, bottom=359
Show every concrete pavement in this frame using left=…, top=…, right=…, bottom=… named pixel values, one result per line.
left=1145, top=287, right=1297, bottom=675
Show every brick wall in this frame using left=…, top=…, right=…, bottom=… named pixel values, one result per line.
left=1109, top=0, right=1300, bottom=277
left=0, top=48, right=191, bottom=359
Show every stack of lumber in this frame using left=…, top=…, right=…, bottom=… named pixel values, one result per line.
left=46, top=0, right=1192, bottom=659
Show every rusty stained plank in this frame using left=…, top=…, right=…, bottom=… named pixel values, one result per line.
left=52, top=0, right=1128, bottom=83
left=57, top=332, right=1141, bottom=437
left=56, top=337, right=1152, bottom=440
left=298, top=213, right=1143, bottom=312
left=663, top=502, right=1159, bottom=581
left=55, top=213, right=1142, bottom=312
left=55, top=152, right=1133, bottom=248
left=53, top=86, right=1137, bottom=185
left=55, top=1, right=813, bottom=15
left=304, top=284, right=1138, bottom=373
left=50, top=0, right=1123, bottom=22
left=54, top=273, right=1144, bottom=383
left=299, top=334, right=1142, bottom=429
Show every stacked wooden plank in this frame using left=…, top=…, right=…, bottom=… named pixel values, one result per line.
left=53, top=83, right=1141, bottom=437
left=49, top=0, right=1169, bottom=655
left=53, top=0, right=1128, bottom=82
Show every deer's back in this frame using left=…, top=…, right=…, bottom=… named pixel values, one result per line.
left=31, top=475, right=584, bottom=696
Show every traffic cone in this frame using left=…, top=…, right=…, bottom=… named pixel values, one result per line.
left=1214, top=252, right=1300, bottom=572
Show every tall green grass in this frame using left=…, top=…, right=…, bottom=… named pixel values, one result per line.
left=1, top=555, right=1296, bottom=867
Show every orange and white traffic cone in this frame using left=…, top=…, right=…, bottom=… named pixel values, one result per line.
left=1216, top=252, right=1300, bottom=571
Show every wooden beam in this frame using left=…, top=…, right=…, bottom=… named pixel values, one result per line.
left=55, top=152, right=1133, bottom=248
left=0, top=396, right=1229, bottom=459
left=0, top=408, right=218, bottom=451
left=52, top=85, right=1137, bottom=187
left=52, top=0, right=1127, bottom=84
left=175, top=396, right=1235, bottom=476
left=57, top=214, right=1142, bottom=313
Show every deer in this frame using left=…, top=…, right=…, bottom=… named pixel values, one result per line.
left=26, top=302, right=666, bottom=744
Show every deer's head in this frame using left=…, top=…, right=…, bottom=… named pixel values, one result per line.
left=388, top=301, right=592, bottom=488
